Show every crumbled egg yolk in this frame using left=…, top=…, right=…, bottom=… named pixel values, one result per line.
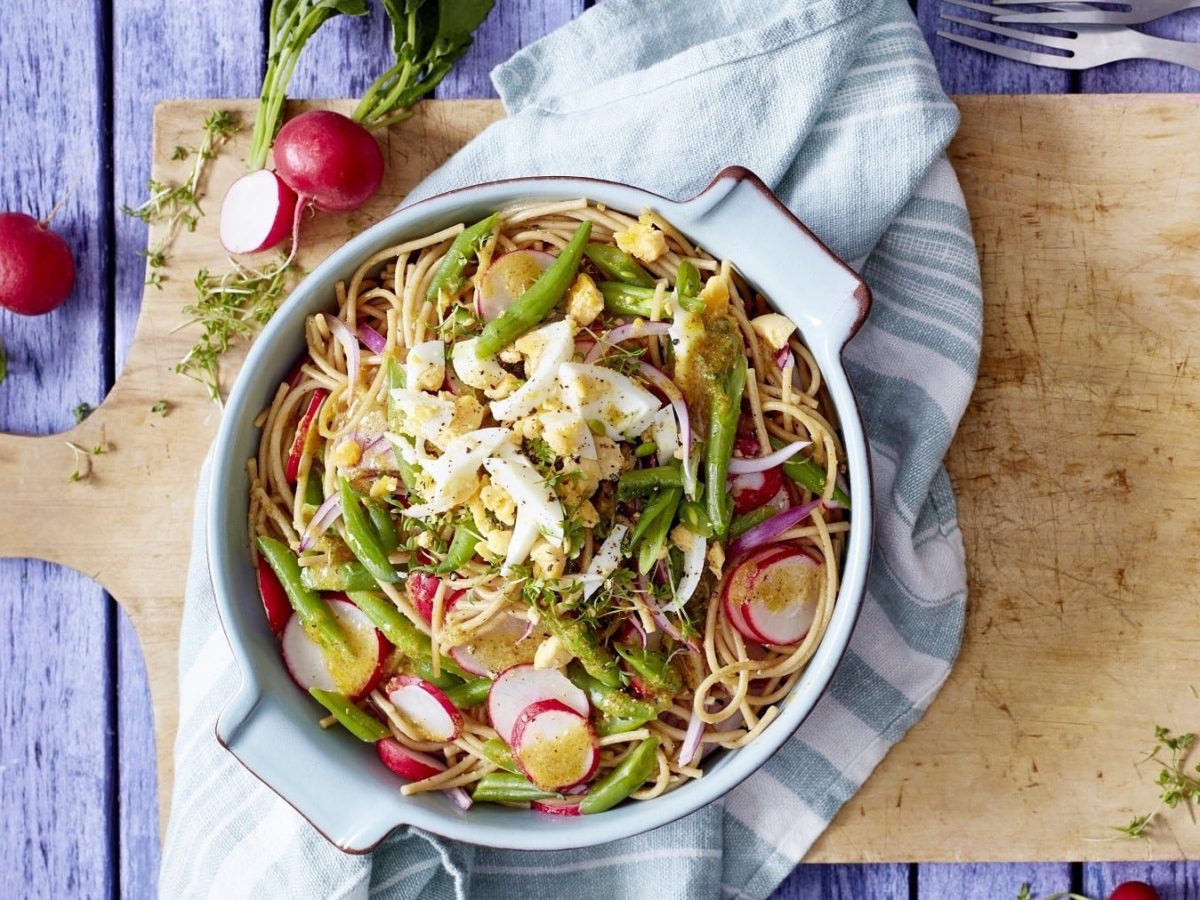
left=706, top=541, right=725, bottom=579
left=614, top=218, right=668, bottom=263
left=534, top=633, right=574, bottom=670
left=530, top=539, right=567, bottom=579
left=576, top=499, right=600, bottom=529
left=447, top=394, right=485, bottom=439
left=565, top=273, right=604, bottom=326
left=479, top=481, right=517, bottom=526
left=370, top=475, right=398, bottom=499
left=594, top=436, right=625, bottom=481
left=698, top=274, right=730, bottom=318
left=333, top=438, right=362, bottom=468
left=750, top=313, right=798, bottom=351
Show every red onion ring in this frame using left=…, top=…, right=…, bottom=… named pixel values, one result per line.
left=727, top=440, right=811, bottom=475
left=726, top=499, right=822, bottom=558
left=298, top=493, right=342, bottom=552
left=635, top=361, right=694, bottom=495
left=445, top=787, right=473, bottom=811
left=517, top=617, right=537, bottom=643
left=357, top=323, right=387, bottom=354
left=326, top=315, right=361, bottom=396
left=627, top=615, right=648, bottom=648
left=678, top=711, right=705, bottom=767
left=642, top=593, right=700, bottom=653
left=775, top=347, right=793, bottom=370
left=584, top=321, right=671, bottom=364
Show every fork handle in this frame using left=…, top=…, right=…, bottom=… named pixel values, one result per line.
left=1137, top=32, right=1200, bottom=72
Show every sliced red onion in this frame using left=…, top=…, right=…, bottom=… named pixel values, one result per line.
left=518, top=617, right=537, bottom=643
left=643, top=593, right=700, bottom=653
left=726, top=499, right=823, bottom=558
left=678, top=712, right=705, bottom=767
left=585, top=321, right=671, bottom=364
left=775, top=347, right=793, bottom=370
left=360, top=433, right=390, bottom=455
left=727, top=440, right=811, bottom=475
left=327, top=315, right=361, bottom=397
left=357, top=323, right=387, bottom=354
left=445, top=787, right=473, bottom=811
left=298, top=493, right=342, bottom=552
left=636, top=361, right=694, bottom=497
left=627, top=615, right=648, bottom=648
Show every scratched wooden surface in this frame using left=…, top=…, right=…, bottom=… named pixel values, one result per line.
left=2, top=2, right=1200, bottom=900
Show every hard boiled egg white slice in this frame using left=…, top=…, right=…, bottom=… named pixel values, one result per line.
left=489, top=319, right=576, bottom=423
left=483, top=456, right=565, bottom=572
left=557, top=362, right=662, bottom=441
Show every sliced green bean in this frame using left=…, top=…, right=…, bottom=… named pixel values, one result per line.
left=595, top=715, right=654, bottom=737
left=365, top=499, right=399, bottom=556
left=299, top=559, right=378, bottom=593
left=636, top=487, right=682, bottom=575
left=256, top=537, right=346, bottom=650
left=340, top=478, right=399, bottom=583
left=705, top=353, right=747, bottom=537
left=579, top=736, right=661, bottom=814
left=616, top=465, right=682, bottom=501
left=426, top=212, right=499, bottom=302
left=309, top=689, right=389, bottom=742
left=779, top=451, right=852, bottom=509
left=615, top=644, right=682, bottom=694
left=629, top=484, right=681, bottom=547
left=679, top=499, right=715, bottom=538
left=435, top=523, right=478, bottom=575
left=443, top=676, right=492, bottom=709
left=481, top=738, right=520, bottom=774
left=634, top=440, right=657, bottom=459
left=475, top=219, right=592, bottom=358
left=568, top=664, right=661, bottom=721
left=552, top=616, right=621, bottom=688
left=584, top=244, right=655, bottom=287
left=471, top=772, right=559, bottom=804
left=410, top=657, right=465, bottom=690
left=675, top=259, right=700, bottom=300
left=598, top=281, right=656, bottom=318
left=729, top=507, right=773, bottom=540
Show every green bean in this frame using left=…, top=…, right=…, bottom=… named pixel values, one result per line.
left=301, top=464, right=324, bottom=513
left=309, top=689, right=390, bottom=742
left=435, top=523, right=478, bottom=575
left=552, top=617, right=621, bottom=688
left=679, top=500, right=715, bottom=538
left=471, top=772, right=559, bottom=804
left=481, top=738, right=520, bottom=774
left=636, top=487, right=682, bottom=575
left=614, top=644, right=682, bottom=694
left=443, top=676, right=492, bottom=709
left=365, top=499, right=399, bottom=556
left=778, top=449, right=852, bottom=509
left=340, top=478, right=400, bottom=583
left=300, top=559, right=378, bottom=593
left=390, top=436, right=422, bottom=498
left=568, top=664, right=661, bottom=721
left=595, top=715, right=654, bottom=737
left=705, top=353, right=747, bottom=537
left=345, top=591, right=470, bottom=680
left=426, top=212, right=499, bottom=302
left=616, top=465, right=682, bottom=501
left=675, top=259, right=700, bottom=300
left=410, top=657, right=465, bottom=690
left=256, top=537, right=347, bottom=650
left=384, top=353, right=405, bottom=424
left=598, top=281, right=656, bottom=318
left=475, top=220, right=592, bottom=358
left=634, top=440, right=657, bottom=459
left=629, top=484, right=681, bottom=547
left=729, top=507, right=773, bottom=540
left=584, top=244, right=655, bottom=287
left=579, top=736, right=661, bottom=814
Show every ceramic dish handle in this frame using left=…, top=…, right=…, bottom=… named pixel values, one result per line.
left=680, top=167, right=871, bottom=354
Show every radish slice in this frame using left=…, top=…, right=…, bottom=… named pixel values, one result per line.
left=281, top=599, right=389, bottom=699
left=487, top=664, right=589, bottom=745
left=256, top=555, right=292, bottom=635
left=531, top=797, right=582, bottom=817
left=720, top=543, right=798, bottom=644
left=742, top=547, right=822, bottom=646
left=476, top=250, right=553, bottom=322
left=285, top=388, right=330, bottom=483
left=219, top=169, right=299, bottom=255
left=448, top=613, right=543, bottom=678
left=511, top=699, right=600, bottom=792
left=385, top=675, right=463, bottom=741
left=406, top=571, right=465, bottom=624
left=376, top=738, right=445, bottom=781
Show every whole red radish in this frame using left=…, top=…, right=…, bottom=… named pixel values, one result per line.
left=0, top=212, right=76, bottom=316
left=273, top=111, right=384, bottom=213
left=1109, top=882, right=1159, bottom=900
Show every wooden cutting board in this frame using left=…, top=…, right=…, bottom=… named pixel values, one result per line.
left=1, top=95, right=1197, bottom=862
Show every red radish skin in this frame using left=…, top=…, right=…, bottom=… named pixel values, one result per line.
left=738, top=545, right=821, bottom=646
left=256, top=555, right=292, bottom=635
left=273, top=111, right=384, bottom=213
left=385, top=675, right=463, bottom=742
left=1109, top=883, right=1160, bottom=900
left=285, top=388, right=330, bottom=482
left=375, top=738, right=445, bottom=781
left=0, top=212, right=76, bottom=316
left=447, top=613, right=540, bottom=677
left=219, top=170, right=299, bottom=255
left=511, top=699, right=600, bottom=792
left=729, top=436, right=784, bottom=516
left=531, top=797, right=582, bottom=817
left=487, top=664, right=589, bottom=745
left=406, top=571, right=465, bottom=624
left=281, top=599, right=389, bottom=699
left=720, top=543, right=807, bottom=645
left=476, top=250, right=553, bottom=322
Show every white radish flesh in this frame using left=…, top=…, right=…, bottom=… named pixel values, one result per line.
left=512, top=699, right=600, bottom=792
left=531, top=797, right=582, bottom=817
left=281, top=599, right=388, bottom=699
left=385, top=675, right=464, bottom=741
left=487, top=664, right=589, bottom=745
left=376, top=738, right=445, bottom=781
left=742, top=546, right=822, bottom=646
left=476, top=249, right=553, bottom=321
left=219, top=170, right=299, bottom=255
left=448, top=613, right=542, bottom=677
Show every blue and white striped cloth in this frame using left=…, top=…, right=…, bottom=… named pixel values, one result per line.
left=160, top=0, right=979, bottom=896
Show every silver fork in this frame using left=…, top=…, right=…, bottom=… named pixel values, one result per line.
left=992, top=0, right=1200, bottom=27
left=938, top=0, right=1200, bottom=70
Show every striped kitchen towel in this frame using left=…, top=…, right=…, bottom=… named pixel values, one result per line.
left=159, top=0, right=979, bottom=896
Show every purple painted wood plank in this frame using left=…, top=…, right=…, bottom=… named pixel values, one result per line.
left=770, top=863, right=910, bottom=899
left=289, top=2, right=395, bottom=98
left=1086, top=862, right=1200, bottom=899
left=1081, top=11, right=1200, bottom=92
left=918, top=862, right=1073, bottom=899
left=915, top=0, right=1072, bottom=93
left=110, top=1, right=266, bottom=894
left=0, top=1, right=116, bottom=897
